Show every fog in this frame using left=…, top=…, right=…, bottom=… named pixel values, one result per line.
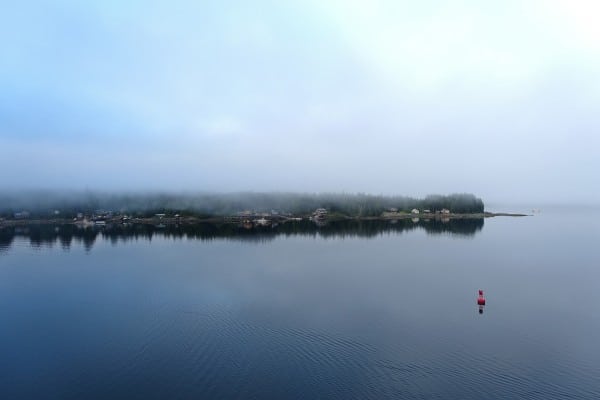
left=1, top=1, right=599, bottom=204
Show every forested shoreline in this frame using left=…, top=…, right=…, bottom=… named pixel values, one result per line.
left=0, top=192, right=484, bottom=218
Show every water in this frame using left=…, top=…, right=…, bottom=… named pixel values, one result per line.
left=1, top=210, right=599, bottom=399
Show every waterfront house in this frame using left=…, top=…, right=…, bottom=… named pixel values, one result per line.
left=313, top=208, right=328, bottom=220
left=254, top=217, right=270, bottom=226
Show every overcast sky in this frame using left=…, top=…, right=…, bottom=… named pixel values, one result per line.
left=1, top=0, right=599, bottom=203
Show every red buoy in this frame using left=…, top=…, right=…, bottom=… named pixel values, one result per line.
left=477, top=290, right=486, bottom=306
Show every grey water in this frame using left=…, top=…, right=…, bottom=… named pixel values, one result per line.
left=1, top=209, right=599, bottom=399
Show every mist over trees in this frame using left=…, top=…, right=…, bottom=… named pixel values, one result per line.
left=0, top=191, right=484, bottom=217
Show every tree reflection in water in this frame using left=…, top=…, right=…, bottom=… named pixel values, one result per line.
left=0, top=218, right=484, bottom=253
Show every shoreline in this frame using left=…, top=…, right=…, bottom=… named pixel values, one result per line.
left=0, top=212, right=528, bottom=228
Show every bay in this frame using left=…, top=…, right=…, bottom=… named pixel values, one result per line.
left=1, top=208, right=599, bottom=399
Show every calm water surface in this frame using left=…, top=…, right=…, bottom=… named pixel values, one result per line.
left=1, top=209, right=599, bottom=399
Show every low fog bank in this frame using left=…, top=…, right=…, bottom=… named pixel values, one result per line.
left=0, top=191, right=484, bottom=217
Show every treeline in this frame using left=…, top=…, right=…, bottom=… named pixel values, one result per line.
left=0, top=191, right=484, bottom=217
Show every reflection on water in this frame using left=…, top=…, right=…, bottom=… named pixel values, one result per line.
left=0, top=218, right=484, bottom=252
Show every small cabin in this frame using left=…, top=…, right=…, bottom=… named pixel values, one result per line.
left=411, top=208, right=420, bottom=214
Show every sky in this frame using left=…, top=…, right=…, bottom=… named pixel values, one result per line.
left=1, top=0, right=599, bottom=203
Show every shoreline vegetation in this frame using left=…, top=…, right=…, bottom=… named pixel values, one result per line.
left=0, top=192, right=525, bottom=250
left=0, top=192, right=527, bottom=227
